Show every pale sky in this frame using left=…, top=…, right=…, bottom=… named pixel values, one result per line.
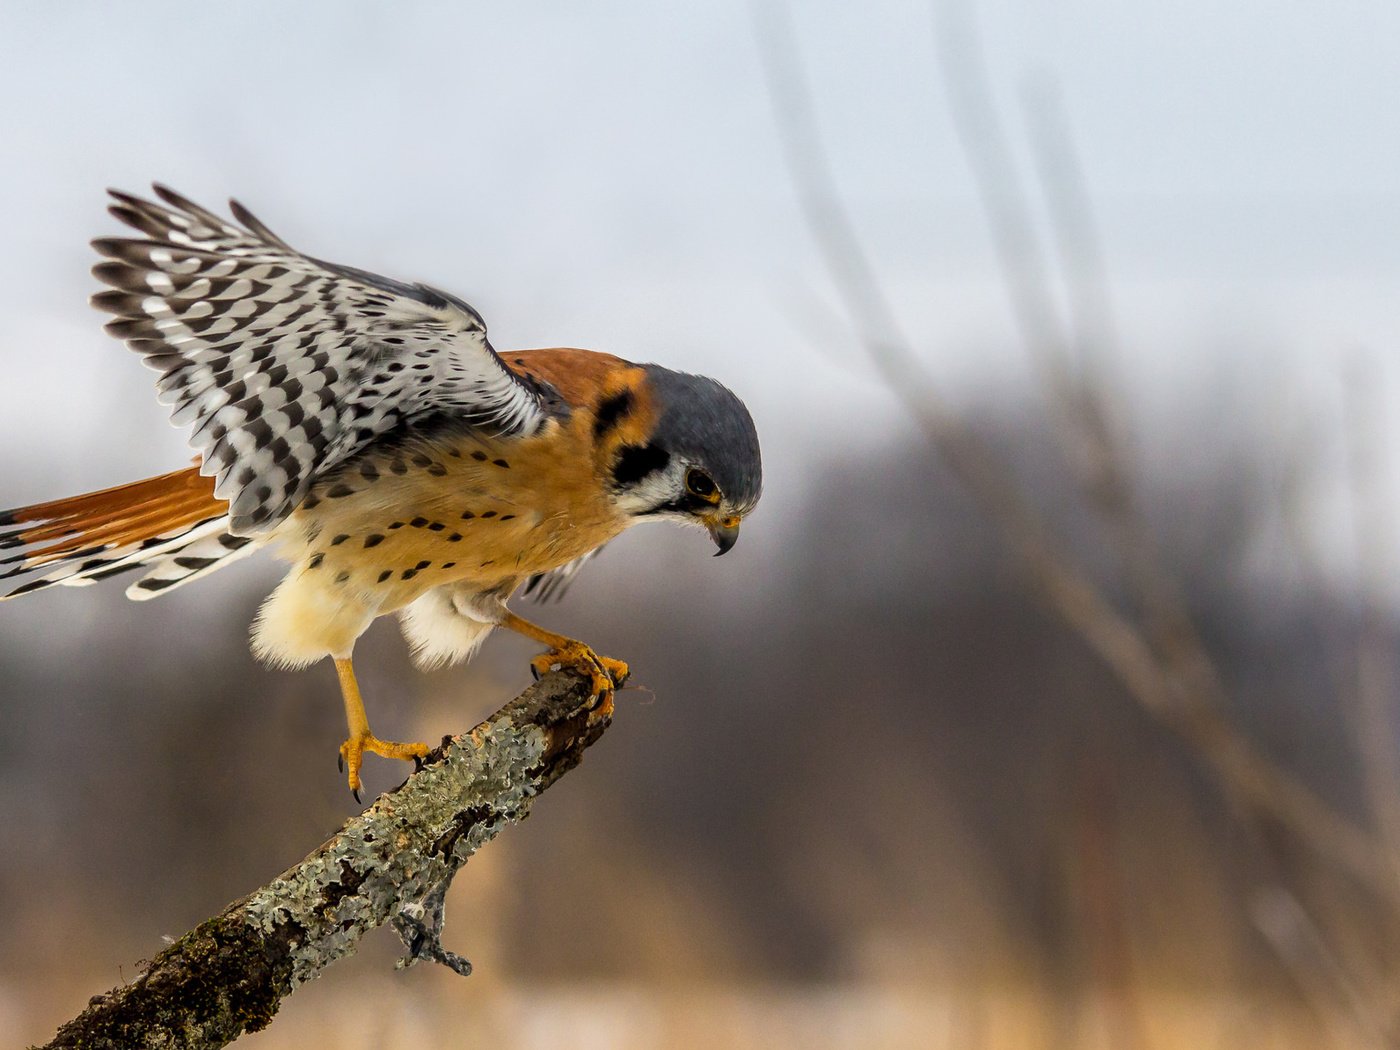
left=0, top=1, right=1397, bottom=555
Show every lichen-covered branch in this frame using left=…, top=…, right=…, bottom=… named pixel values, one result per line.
left=40, top=671, right=612, bottom=1050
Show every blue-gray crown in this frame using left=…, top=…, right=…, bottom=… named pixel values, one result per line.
left=643, top=365, right=762, bottom=514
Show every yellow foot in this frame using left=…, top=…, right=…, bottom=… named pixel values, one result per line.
left=338, top=733, right=432, bottom=802
left=530, top=642, right=629, bottom=713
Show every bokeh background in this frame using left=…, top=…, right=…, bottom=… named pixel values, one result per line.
left=4, top=3, right=1400, bottom=1047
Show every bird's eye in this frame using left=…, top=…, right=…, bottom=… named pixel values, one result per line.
left=686, top=469, right=718, bottom=500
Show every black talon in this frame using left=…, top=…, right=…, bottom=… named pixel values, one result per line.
left=529, top=664, right=540, bottom=681
left=352, top=786, right=362, bottom=805
left=337, top=751, right=344, bottom=773
left=413, top=754, right=426, bottom=772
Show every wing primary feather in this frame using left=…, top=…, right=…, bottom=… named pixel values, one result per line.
left=522, top=548, right=604, bottom=603
left=228, top=198, right=293, bottom=249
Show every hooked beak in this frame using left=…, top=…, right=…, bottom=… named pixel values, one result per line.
left=707, top=515, right=741, bottom=556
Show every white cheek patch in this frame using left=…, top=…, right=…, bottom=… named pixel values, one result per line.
left=612, top=460, right=691, bottom=517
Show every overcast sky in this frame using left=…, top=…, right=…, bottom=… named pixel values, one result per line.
left=0, top=1, right=1396, bottom=526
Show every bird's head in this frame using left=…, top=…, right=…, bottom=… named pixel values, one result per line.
left=610, top=365, right=762, bottom=555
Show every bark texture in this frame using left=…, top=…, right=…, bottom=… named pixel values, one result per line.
left=40, top=670, right=611, bottom=1050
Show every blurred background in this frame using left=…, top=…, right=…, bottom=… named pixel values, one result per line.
left=3, top=2, right=1400, bottom=1047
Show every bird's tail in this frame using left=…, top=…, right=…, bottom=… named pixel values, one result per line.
left=0, top=466, right=261, bottom=601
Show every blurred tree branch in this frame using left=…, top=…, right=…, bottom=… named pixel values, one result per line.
left=752, top=0, right=1400, bottom=907
left=40, top=671, right=612, bottom=1050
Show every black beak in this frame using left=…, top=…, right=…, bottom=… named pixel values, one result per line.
left=709, top=519, right=740, bottom=556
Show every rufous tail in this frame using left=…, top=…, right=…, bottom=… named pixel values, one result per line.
left=0, top=466, right=257, bottom=600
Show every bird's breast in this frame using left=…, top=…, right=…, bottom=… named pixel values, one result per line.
left=271, top=425, right=624, bottom=613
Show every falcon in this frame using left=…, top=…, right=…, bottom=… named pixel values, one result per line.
left=0, top=186, right=762, bottom=797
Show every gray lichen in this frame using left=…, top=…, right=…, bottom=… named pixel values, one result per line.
left=243, top=714, right=549, bottom=983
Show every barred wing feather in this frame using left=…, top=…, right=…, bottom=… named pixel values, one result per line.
left=521, top=548, right=604, bottom=603
left=91, top=185, right=545, bottom=535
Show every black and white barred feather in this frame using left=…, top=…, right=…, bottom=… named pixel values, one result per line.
left=92, top=184, right=547, bottom=536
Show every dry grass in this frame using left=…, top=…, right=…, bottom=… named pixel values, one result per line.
left=2, top=974, right=1353, bottom=1050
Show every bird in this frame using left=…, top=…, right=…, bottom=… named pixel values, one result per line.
left=0, top=185, right=762, bottom=798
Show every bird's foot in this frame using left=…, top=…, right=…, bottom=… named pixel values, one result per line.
left=338, top=733, right=431, bottom=802
left=530, top=642, right=629, bottom=715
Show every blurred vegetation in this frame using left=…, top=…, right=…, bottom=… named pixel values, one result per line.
left=5, top=5, right=1399, bottom=1046
left=5, top=393, right=1399, bottom=1047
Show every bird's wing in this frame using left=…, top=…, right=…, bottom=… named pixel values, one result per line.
left=92, top=184, right=548, bottom=535
left=521, top=548, right=605, bottom=603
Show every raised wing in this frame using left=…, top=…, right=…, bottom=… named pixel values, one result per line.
left=92, top=185, right=547, bottom=534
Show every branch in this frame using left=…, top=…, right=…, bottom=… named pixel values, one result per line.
left=751, top=0, right=1400, bottom=905
left=40, top=671, right=613, bottom=1050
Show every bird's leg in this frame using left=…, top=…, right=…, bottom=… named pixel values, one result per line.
left=334, top=657, right=430, bottom=801
left=499, top=611, right=629, bottom=715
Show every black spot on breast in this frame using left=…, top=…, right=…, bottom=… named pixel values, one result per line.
left=499, top=514, right=516, bottom=522
left=493, top=459, right=509, bottom=469
left=410, top=517, right=428, bottom=528
left=335, top=571, right=351, bottom=584
left=427, top=464, right=448, bottom=477
left=613, top=443, right=671, bottom=487
left=480, top=511, right=497, bottom=519
left=330, top=534, right=350, bottom=546
left=447, top=533, right=462, bottom=542
left=377, top=569, right=393, bottom=583
left=427, top=522, right=445, bottom=532
left=360, top=462, right=380, bottom=481
left=411, top=453, right=433, bottom=468
left=592, top=389, right=635, bottom=439
left=364, top=534, right=385, bottom=548
left=401, top=568, right=418, bottom=580
left=390, top=459, right=409, bottom=475
left=326, top=484, right=355, bottom=499
left=470, top=451, right=488, bottom=462
left=389, top=521, right=406, bottom=530
left=308, top=553, right=325, bottom=569
left=461, top=510, right=475, bottom=520
left=414, top=560, right=431, bottom=571
left=441, top=561, right=456, bottom=569
left=301, top=494, right=321, bottom=510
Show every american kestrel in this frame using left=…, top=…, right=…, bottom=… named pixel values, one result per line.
left=0, top=186, right=762, bottom=797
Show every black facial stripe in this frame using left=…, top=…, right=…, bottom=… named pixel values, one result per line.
left=612, top=442, right=671, bottom=487
left=645, top=493, right=711, bottom=516
left=593, top=389, right=635, bottom=440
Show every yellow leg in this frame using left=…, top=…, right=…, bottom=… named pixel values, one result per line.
left=335, top=657, right=430, bottom=801
left=499, top=611, right=629, bottom=716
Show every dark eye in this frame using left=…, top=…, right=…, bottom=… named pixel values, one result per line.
left=686, top=469, right=717, bottom=499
